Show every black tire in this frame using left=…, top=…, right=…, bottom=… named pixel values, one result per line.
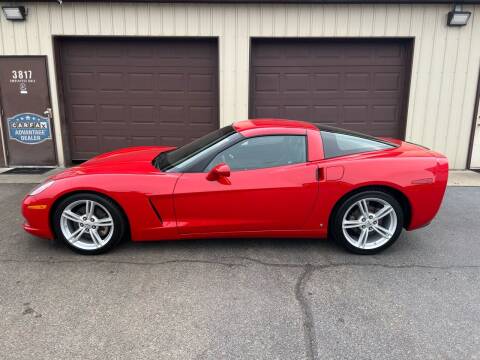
left=52, top=193, right=126, bottom=255
left=331, top=190, right=404, bottom=255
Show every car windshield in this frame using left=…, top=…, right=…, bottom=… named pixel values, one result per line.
left=153, top=126, right=235, bottom=171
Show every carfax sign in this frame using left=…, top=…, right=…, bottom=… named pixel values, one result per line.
left=7, top=113, right=52, bottom=145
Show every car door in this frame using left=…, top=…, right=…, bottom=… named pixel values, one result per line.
left=173, top=134, right=319, bottom=235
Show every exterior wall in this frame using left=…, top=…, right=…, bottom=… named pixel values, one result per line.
left=0, top=2, right=478, bottom=169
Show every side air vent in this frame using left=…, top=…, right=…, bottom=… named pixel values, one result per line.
left=148, top=198, right=163, bottom=223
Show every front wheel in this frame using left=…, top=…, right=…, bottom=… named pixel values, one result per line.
left=331, top=191, right=404, bottom=254
left=53, top=193, right=126, bottom=255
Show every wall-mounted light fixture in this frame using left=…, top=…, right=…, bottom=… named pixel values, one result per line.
left=2, top=6, right=27, bottom=21
left=447, top=4, right=471, bottom=26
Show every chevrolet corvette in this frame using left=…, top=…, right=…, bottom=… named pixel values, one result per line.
left=22, top=119, right=448, bottom=255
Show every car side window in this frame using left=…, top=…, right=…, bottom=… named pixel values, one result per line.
left=205, top=135, right=307, bottom=172
left=320, top=131, right=394, bottom=159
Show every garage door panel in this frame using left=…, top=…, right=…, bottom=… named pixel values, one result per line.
left=253, top=40, right=408, bottom=67
left=282, top=106, right=311, bottom=121
left=189, top=106, right=216, bottom=123
left=72, top=119, right=217, bottom=133
left=102, top=136, right=131, bottom=150
left=254, top=106, right=282, bottom=118
left=59, top=37, right=218, bottom=161
left=128, top=73, right=155, bottom=92
left=63, top=67, right=217, bottom=97
left=372, top=105, right=399, bottom=124
left=252, top=104, right=406, bottom=138
left=71, top=135, right=98, bottom=157
left=97, top=105, right=127, bottom=122
left=255, top=73, right=280, bottom=92
left=67, top=72, right=96, bottom=91
left=344, top=72, right=370, bottom=92
left=254, top=66, right=405, bottom=99
left=66, top=95, right=217, bottom=105
left=70, top=104, right=97, bottom=123
left=374, top=72, right=402, bottom=91
left=157, top=106, right=186, bottom=123
left=313, top=106, right=340, bottom=125
left=157, top=73, right=187, bottom=93
left=314, top=73, right=341, bottom=92
left=343, top=105, right=369, bottom=125
left=252, top=92, right=401, bottom=104
left=61, top=39, right=217, bottom=68
left=251, top=38, right=411, bottom=139
left=188, top=74, right=215, bottom=93
left=130, top=106, right=156, bottom=124
left=131, top=136, right=157, bottom=146
left=70, top=129, right=202, bottom=155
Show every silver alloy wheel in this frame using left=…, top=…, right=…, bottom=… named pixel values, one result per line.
left=342, top=197, right=397, bottom=250
left=60, top=199, right=114, bottom=251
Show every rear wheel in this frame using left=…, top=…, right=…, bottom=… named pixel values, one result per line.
left=331, top=191, right=404, bottom=254
left=53, top=193, right=126, bottom=255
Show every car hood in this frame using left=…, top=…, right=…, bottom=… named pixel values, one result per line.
left=51, top=146, right=175, bottom=179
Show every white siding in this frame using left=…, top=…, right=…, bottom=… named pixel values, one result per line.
left=0, top=2, right=478, bottom=168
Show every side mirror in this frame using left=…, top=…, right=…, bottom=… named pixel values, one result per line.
left=207, top=163, right=231, bottom=181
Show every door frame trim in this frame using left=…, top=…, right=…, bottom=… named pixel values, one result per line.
left=53, top=35, right=220, bottom=165
left=467, top=65, right=480, bottom=169
left=0, top=84, right=8, bottom=167
left=0, top=55, right=57, bottom=167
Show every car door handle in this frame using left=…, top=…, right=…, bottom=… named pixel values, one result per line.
left=316, top=167, right=325, bottom=181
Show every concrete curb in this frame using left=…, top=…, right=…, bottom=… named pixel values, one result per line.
left=0, top=168, right=479, bottom=186
left=0, top=167, right=64, bottom=184
left=447, top=170, right=480, bottom=187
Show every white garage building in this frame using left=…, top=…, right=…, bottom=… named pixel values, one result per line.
left=0, top=0, right=479, bottom=169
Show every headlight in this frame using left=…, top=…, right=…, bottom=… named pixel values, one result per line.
left=29, top=180, right=54, bottom=196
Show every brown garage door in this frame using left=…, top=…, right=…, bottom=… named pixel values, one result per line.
left=250, top=38, right=412, bottom=139
left=58, top=37, right=218, bottom=161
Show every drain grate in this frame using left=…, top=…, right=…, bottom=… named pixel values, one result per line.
left=2, top=167, right=54, bottom=175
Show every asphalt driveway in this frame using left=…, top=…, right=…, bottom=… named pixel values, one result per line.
left=0, top=184, right=479, bottom=360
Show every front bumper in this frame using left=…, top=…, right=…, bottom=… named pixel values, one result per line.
left=22, top=195, right=54, bottom=239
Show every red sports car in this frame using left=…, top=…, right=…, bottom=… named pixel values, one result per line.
left=22, top=119, right=448, bottom=255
